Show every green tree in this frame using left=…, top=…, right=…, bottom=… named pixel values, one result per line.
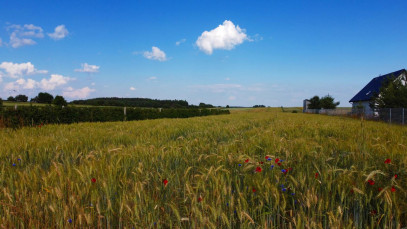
left=370, top=75, right=407, bottom=109
left=308, top=96, right=321, bottom=109
left=320, top=95, right=340, bottom=109
left=7, top=96, right=16, bottom=102
left=0, top=98, right=3, bottom=107
left=35, top=92, right=54, bottom=104
left=15, top=94, right=28, bottom=102
left=52, top=95, right=68, bottom=107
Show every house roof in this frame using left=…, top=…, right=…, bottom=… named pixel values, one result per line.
left=349, top=69, right=406, bottom=103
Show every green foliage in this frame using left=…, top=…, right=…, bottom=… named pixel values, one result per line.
left=33, top=92, right=54, bottom=104
left=370, top=75, right=407, bottom=109
left=7, top=96, right=16, bottom=102
left=320, top=95, right=340, bottom=109
left=0, top=98, right=2, bottom=107
left=198, top=102, right=214, bottom=108
left=15, top=94, right=28, bottom=102
left=308, top=95, right=340, bottom=109
left=253, top=105, right=266, bottom=108
left=308, top=96, right=321, bottom=109
left=0, top=106, right=230, bottom=128
left=52, top=95, right=68, bottom=107
left=71, top=97, right=189, bottom=108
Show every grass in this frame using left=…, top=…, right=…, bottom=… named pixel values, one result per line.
left=0, top=108, right=406, bottom=228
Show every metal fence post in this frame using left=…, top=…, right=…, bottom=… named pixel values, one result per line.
left=389, top=108, right=392, bottom=124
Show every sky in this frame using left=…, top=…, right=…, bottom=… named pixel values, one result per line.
left=0, top=0, right=406, bottom=107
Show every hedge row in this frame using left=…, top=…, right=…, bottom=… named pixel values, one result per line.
left=0, top=106, right=230, bottom=128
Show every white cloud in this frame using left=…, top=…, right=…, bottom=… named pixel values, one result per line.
left=91, top=82, right=96, bottom=86
left=143, top=46, right=167, bottom=61
left=48, top=25, right=69, bottom=40
left=0, top=38, right=3, bottom=47
left=63, top=87, right=95, bottom=99
left=148, top=76, right=157, bottom=80
left=4, top=78, right=37, bottom=91
left=175, top=38, right=186, bottom=46
left=130, top=87, right=136, bottom=91
left=75, top=63, right=100, bottom=73
left=7, top=24, right=44, bottom=48
left=196, top=20, right=248, bottom=55
left=40, top=74, right=72, bottom=90
left=0, top=62, right=48, bottom=78
left=225, top=77, right=230, bottom=81
left=228, top=96, right=236, bottom=100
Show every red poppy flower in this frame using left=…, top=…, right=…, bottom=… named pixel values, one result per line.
left=391, top=186, right=396, bottom=192
left=384, top=159, right=391, bottom=164
left=255, top=167, right=262, bottom=173
left=275, top=158, right=280, bottom=163
left=265, top=156, right=269, bottom=160
left=368, top=180, right=375, bottom=185
left=245, top=159, right=249, bottom=163
left=277, top=162, right=282, bottom=166
left=198, top=197, right=203, bottom=202
left=252, top=188, right=256, bottom=193
left=378, top=187, right=383, bottom=192
left=163, top=179, right=168, bottom=186
left=370, top=210, right=377, bottom=215
left=350, top=189, right=354, bottom=194
left=315, top=172, right=319, bottom=178
left=259, top=161, right=264, bottom=164
left=288, top=168, right=293, bottom=171
left=91, top=178, right=96, bottom=183
left=394, top=174, right=398, bottom=179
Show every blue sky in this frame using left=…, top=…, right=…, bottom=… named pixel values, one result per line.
left=0, top=0, right=406, bottom=107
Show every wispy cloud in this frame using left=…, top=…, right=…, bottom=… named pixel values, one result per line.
left=175, top=38, right=186, bottom=46
left=147, top=76, right=157, bottom=81
left=7, top=24, right=44, bottom=48
left=130, top=86, right=136, bottom=91
left=75, top=63, right=100, bottom=73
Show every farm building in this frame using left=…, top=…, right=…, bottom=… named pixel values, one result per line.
left=349, top=69, right=407, bottom=116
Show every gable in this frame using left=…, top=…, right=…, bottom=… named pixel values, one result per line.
left=349, top=69, right=406, bottom=103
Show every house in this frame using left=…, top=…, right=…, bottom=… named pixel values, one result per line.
left=349, top=69, right=407, bottom=116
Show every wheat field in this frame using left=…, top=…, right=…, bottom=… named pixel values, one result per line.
left=0, top=108, right=406, bottom=228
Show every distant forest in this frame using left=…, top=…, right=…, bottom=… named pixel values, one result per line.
left=69, top=97, right=214, bottom=108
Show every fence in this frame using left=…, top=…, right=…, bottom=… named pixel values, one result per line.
left=304, top=108, right=407, bottom=125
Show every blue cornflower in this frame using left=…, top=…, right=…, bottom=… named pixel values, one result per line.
left=280, top=184, right=284, bottom=188
left=12, top=163, right=16, bottom=166
left=282, top=188, right=287, bottom=192
left=226, top=203, right=229, bottom=206
left=281, top=169, right=286, bottom=173
left=291, top=193, right=295, bottom=196
left=68, top=219, right=72, bottom=223
left=270, top=165, right=274, bottom=169
left=238, top=164, right=242, bottom=167
left=267, top=158, right=272, bottom=161
left=154, top=222, right=157, bottom=225
left=17, top=158, right=21, bottom=161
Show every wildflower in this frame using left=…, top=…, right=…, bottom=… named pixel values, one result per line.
left=277, top=162, right=282, bottom=166
left=282, top=188, right=287, bottom=192
left=291, top=193, right=295, bottom=196
left=267, top=158, right=272, bottom=161
left=12, top=163, right=16, bottom=166
left=259, top=161, right=264, bottom=164
left=378, top=187, right=383, bottom=192
left=91, top=178, right=96, bottom=183
left=370, top=210, right=377, bottom=215
left=17, top=158, right=21, bottom=161
left=163, top=179, right=168, bottom=186
left=270, top=165, right=274, bottom=169
left=281, top=169, right=287, bottom=173
left=198, top=197, right=203, bottom=202
left=275, top=158, right=280, bottom=163
left=226, top=203, right=229, bottom=206
left=238, top=164, right=242, bottom=167
left=288, top=168, right=293, bottom=171
left=255, top=167, right=262, bottom=173
left=315, top=172, right=319, bottom=178
left=368, top=180, right=375, bottom=185
left=394, top=174, right=398, bottom=179
left=252, top=188, right=256, bottom=193
left=68, top=218, right=72, bottom=223
left=265, top=156, right=269, bottom=160
left=245, top=159, right=249, bottom=163
left=391, top=186, right=396, bottom=192
left=384, top=159, right=391, bottom=164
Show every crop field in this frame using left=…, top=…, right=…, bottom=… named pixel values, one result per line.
left=1, top=108, right=406, bottom=228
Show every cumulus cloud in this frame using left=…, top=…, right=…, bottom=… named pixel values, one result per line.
left=75, top=63, right=100, bottom=73
left=48, top=25, right=69, bottom=40
left=3, top=74, right=72, bottom=91
left=175, top=38, right=186, bottom=46
left=7, top=24, right=44, bottom=48
left=63, top=86, right=95, bottom=99
left=0, top=62, right=48, bottom=78
left=143, top=46, right=167, bottom=61
left=130, top=87, right=136, bottom=91
left=39, top=74, right=72, bottom=90
left=196, top=20, right=248, bottom=55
